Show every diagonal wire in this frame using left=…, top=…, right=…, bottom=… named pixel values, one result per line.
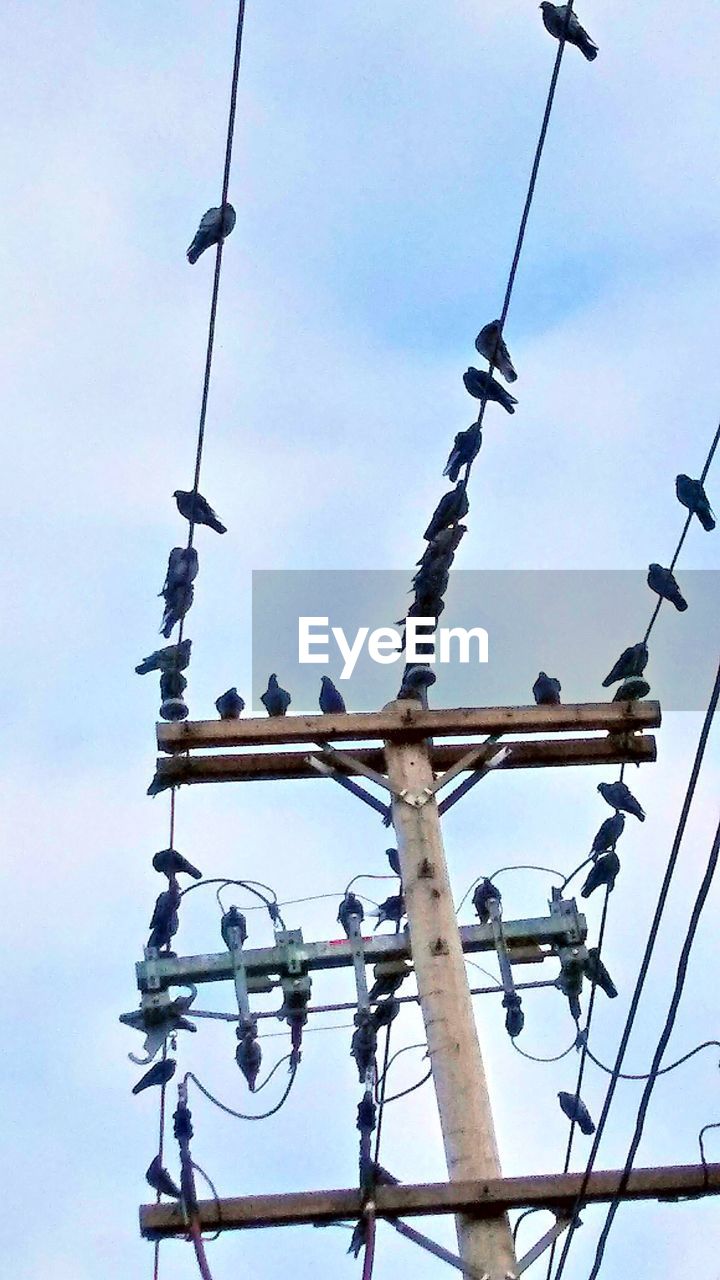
left=586, top=811, right=720, bottom=1279
left=551, top=655, right=720, bottom=1280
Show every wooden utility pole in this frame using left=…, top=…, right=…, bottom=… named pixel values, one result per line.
left=385, top=724, right=516, bottom=1279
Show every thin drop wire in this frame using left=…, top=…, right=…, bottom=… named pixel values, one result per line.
left=552, top=656, right=720, bottom=1280
left=585, top=1039, right=720, bottom=1082
left=699, top=1123, right=720, bottom=1183
left=185, top=1063, right=298, bottom=1121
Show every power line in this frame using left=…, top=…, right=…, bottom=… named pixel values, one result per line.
left=586, top=809, right=720, bottom=1278
left=551, top=654, right=720, bottom=1280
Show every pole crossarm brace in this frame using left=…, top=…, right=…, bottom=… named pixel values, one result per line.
left=150, top=733, right=656, bottom=790
left=135, top=908, right=586, bottom=993
left=157, top=701, right=661, bottom=753
left=140, top=1162, right=720, bottom=1237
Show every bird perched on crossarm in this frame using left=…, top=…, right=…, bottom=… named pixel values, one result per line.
left=472, top=878, right=502, bottom=924
left=533, top=671, right=561, bottom=705
left=215, top=687, right=245, bottom=719
left=261, top=673, right=291, bottom=717
left=372, top=894, right=405, bottom=931
left=319, top=676, right=346, bottom=714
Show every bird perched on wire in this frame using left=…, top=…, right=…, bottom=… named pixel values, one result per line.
left=540, top=4, right=598, bottom=60
left=398, top=665, right=437, bottom=700
left=412, top=559, right=450, bottom=597
left=160, top=547, right=199, bottom=596
left=160, top=581, right=194, bottom=638
left=533, top=671, right=561, bottom=705
left=348, top=1218, right=368, bottom=1259
left=152, top=847, right=202, bottom=880
left=602, top=642, right=648, bottom=688
left=386, top=847, right=401, bottom=877
left=368, top=961, right=411, bottom=1003
left=558, top=1090, right=596, bottom=1134
left=443, top=424, right=483, bottom=483
left=581, top=851, right=620, bottom=898
left=174, top=489, right=227, bottom=534
left=598, top=780, right=645, bottom=822
left=583, top=947, right=618, bottom=999
left=591, top=812, right=625, bottom=856
left=613, top=675, right=651, bottom=702
left=472, top=878, right=502, bottom=924
left=337, top=892, right=365, bottom=935
left=676, top=474, right=715, bottom=532
left=475, top=321, right=517, bottom=383
left=187, top=203, right=236, bottom=264
left=147, top=880, right=181, bottom=950
left=463, top=367, right=518, bottom=415
left=135, top=639, right=192, bottom=676
left=261, top=673, right=291, bottom=717
left=647, top=563, right=687, bottom=611
left=319, top=675, right=346, bottom=714
left=372, top=894, right=405, bottom=931
left=221, top=906, right=248, bottom=950
left=215, top=687, right=245, bottom=719
left=423, top=483, right=470, bottom=542
left=146, top=1155, right=182, bottom=1199
left=132, top=1058, right=176, bottom=1096
left=417, top=522, right=466, bottom=569
left=351, top=1011, right=377, bottom=1082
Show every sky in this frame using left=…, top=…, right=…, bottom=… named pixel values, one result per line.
left=1, top=1, right=719, bottom=1277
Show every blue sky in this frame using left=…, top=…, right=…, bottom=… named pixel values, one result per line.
left=1, top=2, right=719, bottom=1277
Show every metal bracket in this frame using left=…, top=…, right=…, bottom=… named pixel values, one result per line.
left=438, top=745, right=512, bottom=816
left=515, top=1214, right=577, bottom=1274
left=119, top=984, right=198, bottom=1064
left=306, top=755, right=391, bottom=822
left=316, top=741, right=395, bottom=794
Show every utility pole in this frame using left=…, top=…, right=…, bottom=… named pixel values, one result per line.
left=385, top=725, right=515, bottom=1278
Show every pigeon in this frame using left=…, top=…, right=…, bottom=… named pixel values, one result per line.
left=472, top=878, right=502, bottom=924
left=583, top=947, right=618, bottom=999
left=598, top=781, right=645, bottom=822
left=475, top=321, right=518, bottom=383
left=423, top=483, right=470, bottom=542
left=386, top=847, right=401, bottom=876
left=676, top=474, right=715, bottom=532
left=581, top=852, right=620, bottom=898
left=221, top=906, right=248, bottom=950
left=160, top=669, right=188, bottom=701
left=147, top=880, right=181, bottom=950
left=261, top=673, right=291, bottom=717
left=540, top=4, right=599, bottom=61
left=319, top=675, right=346, bottom=714
left=351, top=1012, right=377, bottom=1081
left=337, top=892, right=365, bottom=935
left=160, top=547, right=199, bottom=596
left=417, top=523, right=466, bottom=568
left=132, top=1058, right=176, bottom=1095
left=463, top=367, right=518, bottom=415
left=412, top=560, right=451, bottom=595
left=215, top=687, right=245, bottom=719
left=368, top=961, right=411, bottom=1003
left=602, top=642, right=649, bottom=687
left=647, top=563, right=687, bottom=611
left=555, top=954, right=583, bottom=1021
left=373, top=894, right=405, bottom=930
left=187, top=203, right=236, bottom=264
left=152, top=847, right=202, bottom=880
left=146, top=1155, right=182, bottom=1199
left=613, top=676, right=651, bottom=702
left=173, top=489, right=227, bottom=534
left=533, top=671, right=561, bottom=705
left=348, top=1219, right=368, bottom=1259
left=443, top=424, right=483, bottom=483
left=558, top=1090, right=596, bottom=1135
left=236, top=1032, right=262, bottom=1091
left=160, top=582, right=194, bottom=638
left=398, top=665, right=437, bottom=700
left=591, top=812, right=625, bottom=855
left=370, top=996, right=400, bottom=1031
left=135, top=639, right=192, bottom=676
left=504, top=992, right=525, bottom=1038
